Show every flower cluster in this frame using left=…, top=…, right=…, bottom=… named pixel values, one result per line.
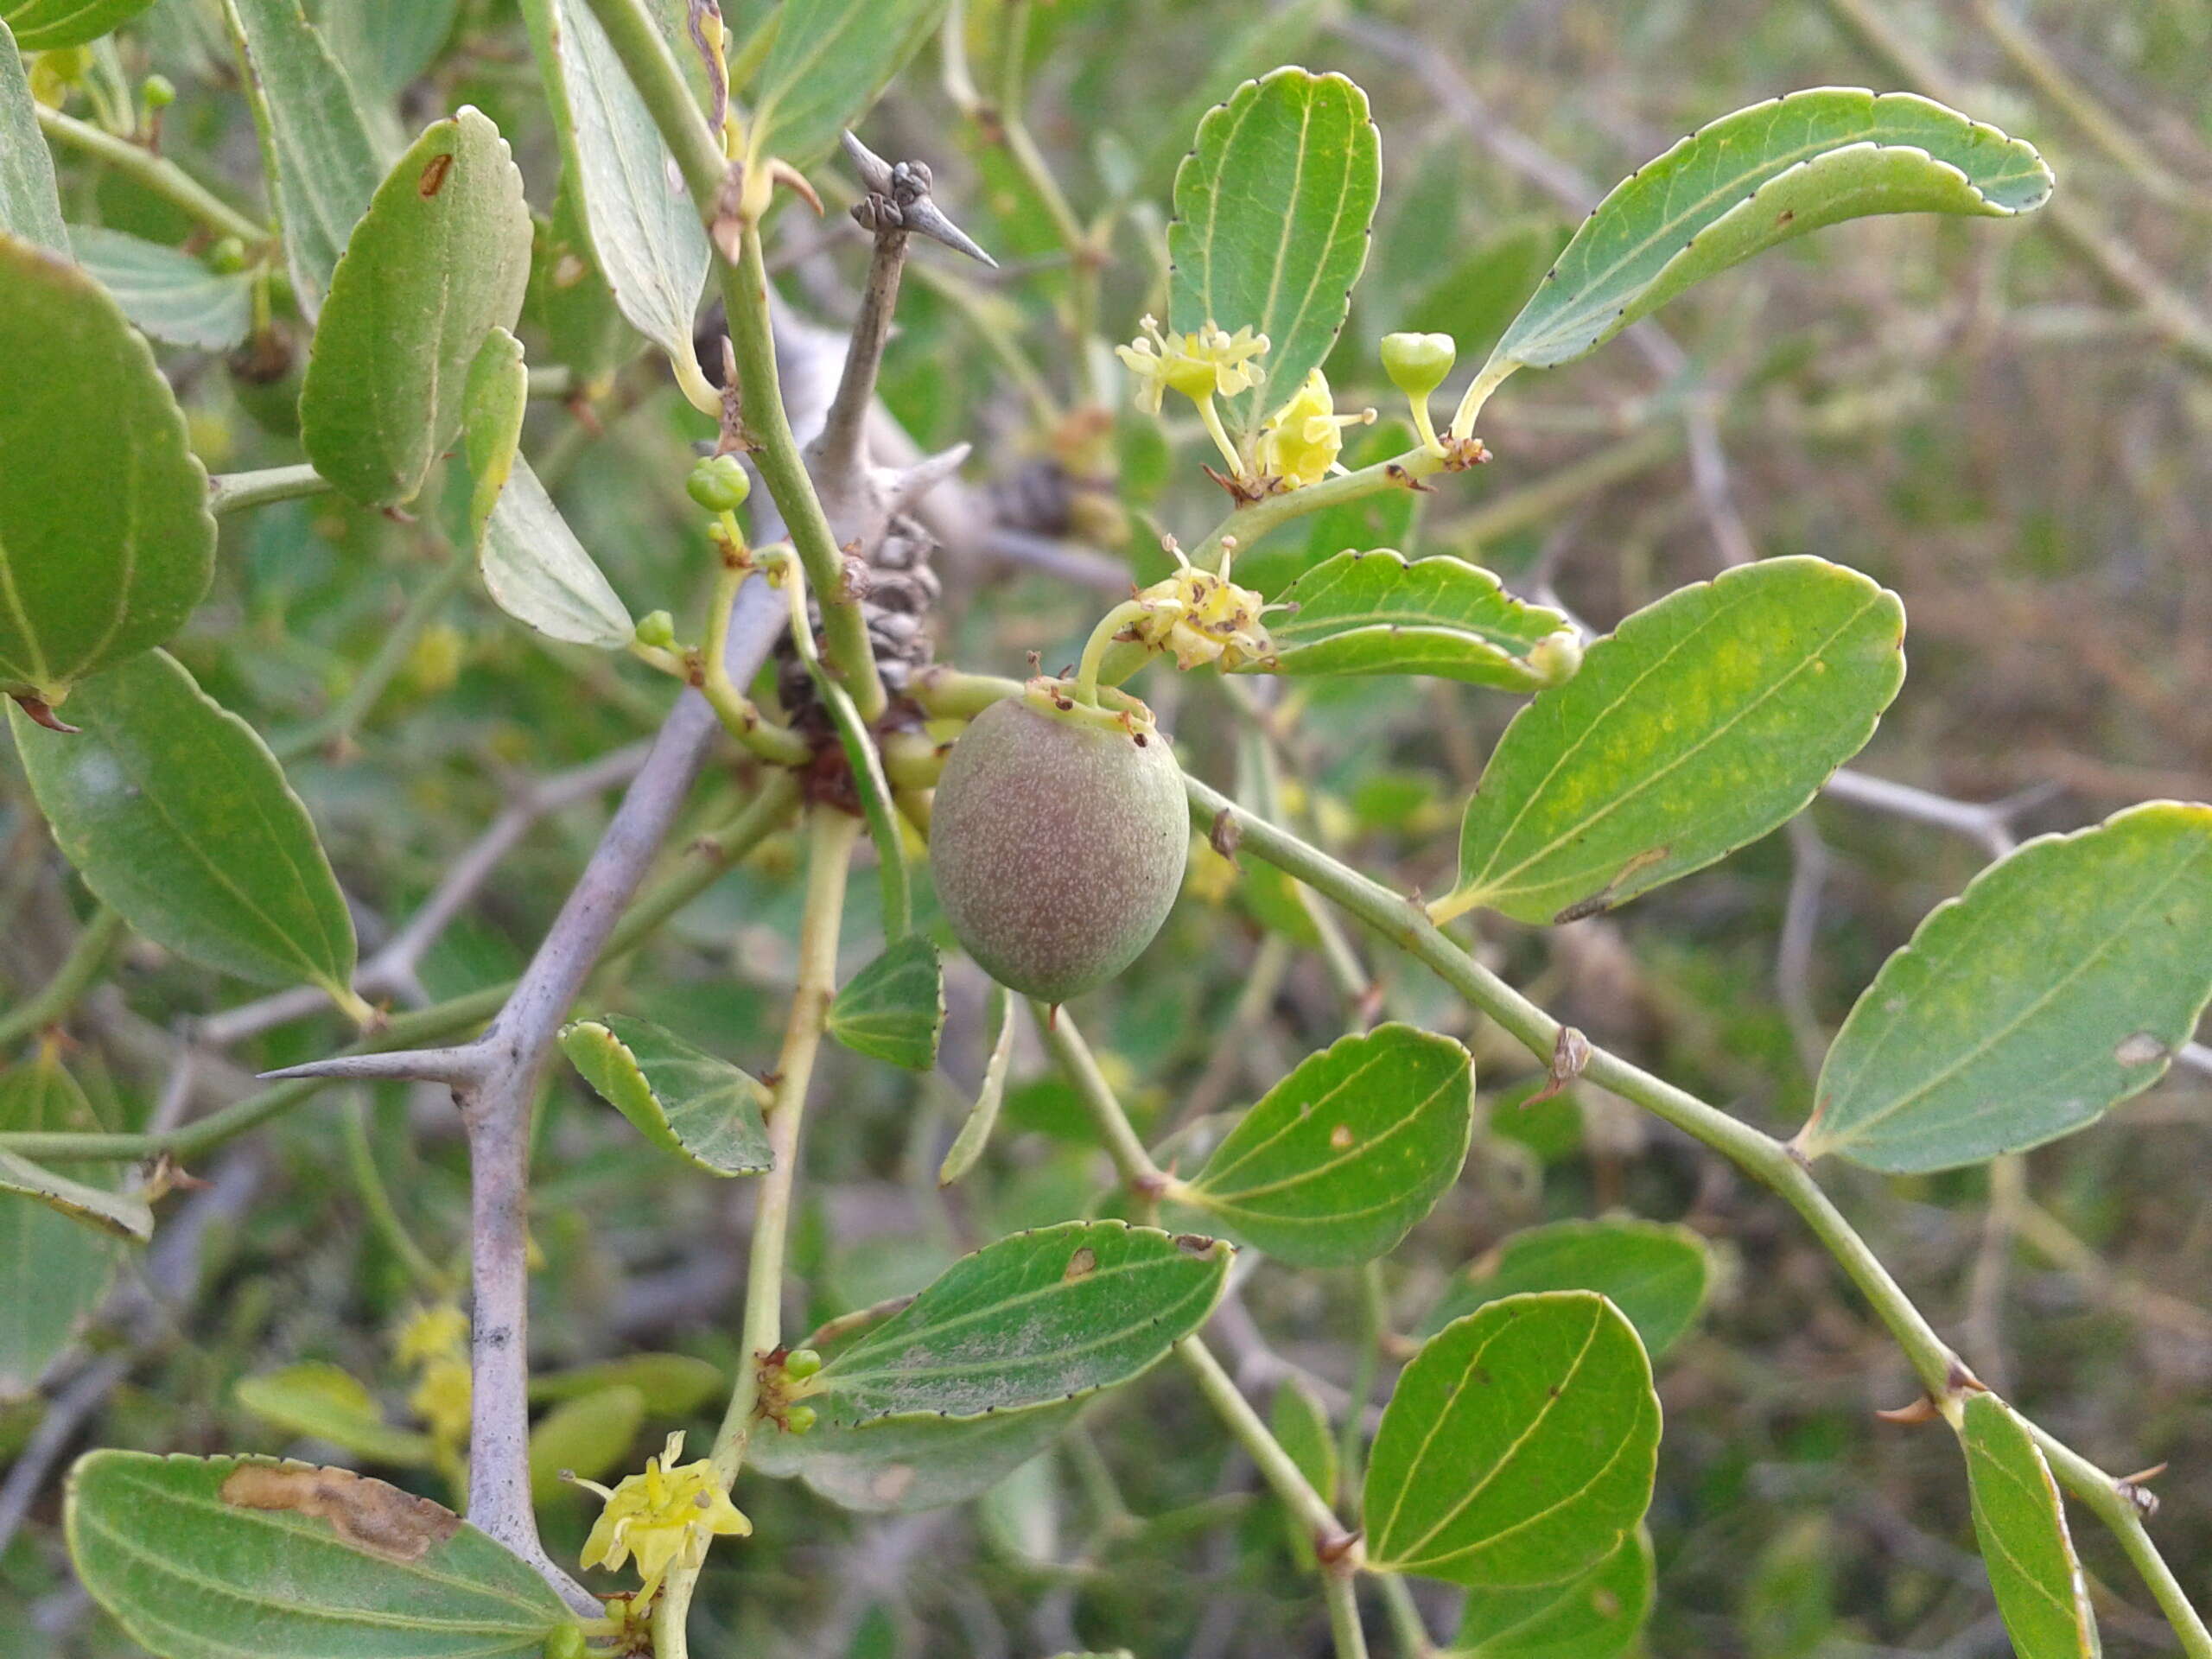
left=1128, top=549, right=1274, bottom=671
left=574, top=1433, right=752, bottom=1603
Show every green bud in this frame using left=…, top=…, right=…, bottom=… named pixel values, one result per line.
left=782, top=1347, right=823, bottom=1380
left=784, top=1404, right=817, bottom=1435
left=543, top=1624, right=588, bottom=1659
left=207, top=237, right=248, bottom=274
left=141, top=73, right=176, bottom=111
left=1529, top=628, right=1583, bottom=687
left=1380, top=331, right=1456, bottom=398
left=686, top=453, right=752, bottom=513
left=633, top=609, right=677, bottom=651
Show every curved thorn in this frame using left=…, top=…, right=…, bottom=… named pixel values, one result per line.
left=841, top=130, right=894, bottom=194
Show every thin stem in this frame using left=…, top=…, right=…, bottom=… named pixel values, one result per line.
left=1338, top=1260, right=1387, bottom=1497
left=1375, top=1575, right=1433, bottom=1658
left=1323, top=1573, right=1373, bottom=1659
left=994, top=0, right=1101, bottom=397
left=711, top=805, right=859, bottom=1482
left=275, top=535, right=475, bottom=760
left=0, top=908, right=124, bottom=1052
left=1075, top=601, right=1149, bottom=707
left=1030, top=1001, right=1165, bottom=1211
left=1180, top=772, right=2212, bottom=1651
left=698, top=558, right=810, bottom=767
left=1177, top=1336, right=1349, bottom=1547
left=647, top=809, right=860, bottom=1658
left=342, top=1094, right=448, bottom=1294
left=208, top=463, right=333, bottom=516
left=1186, top=444, right=1446, bottom=572
left=1446, top=357, right=1518, bottom=441
left=35, top=104, right=270, bottom=245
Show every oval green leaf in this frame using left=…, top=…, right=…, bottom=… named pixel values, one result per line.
left=1174, top=1024, right=1473, bottom=1268
left=1447, top=556, right=1904, bottom=926
left=0, top=19, right=67, bottom=251
left=749, top=1396, right=1081, bottom=1515
left=1801, top=801, right=2212, bottom=1173
left=828, top=935, right=946, bottom=1072
left=527, top=1383, right=645, bottom=1505
left=478, top=458, right=635, bottom=648
left=1959, top=1395, right=2099, bottom=1659
left=1449, top=1529, right=1656, bottom=1659
left=0, top=1055, right=124, bottom=1399
left=234, top=1363, right=437, bottom=1466
left=1422, top=1219, right=1712, bottom=1359
left=224, top=0, right=381, bottom=321
left=520, top=0, right=708, bottom=370
left=798, top=1219, right=1232, bottom=1427
left=3, top=0, right=157, bottom=49
left=9, top=652, right=358, bottom=995
left=558, top=1013, right=772, bottom=1176
left=1249, top=550, right=1575, bottom=691
left=69, top=226, right=255, bottom=351
left=300, top=107, right=532, bottom=510
left=751, top=0, right=955, bottom=170
left=464, top=326, right=528, bottom=544
left=67, top=1450, right=573, bottom=1659
left=1168, top=67, right=1381, bottom=438
left=0, top=232, right=214, bottom=703
left=1485, top=88, right=2051, bottom=374
left=0, top=1145, right=150, bottom=1239
left=1364, top=1291, right=1661, bottom=1588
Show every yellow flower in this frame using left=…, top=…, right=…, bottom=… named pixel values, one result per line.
left=1116, top=315, right=1270, bottom=416
left=409, top=1356, right=472, bottom=1446
left=1128, top=551, right=1274, bottom=672
left=1255, top=369, right=1375, bottom=490
left=393, top=1303, right=468, bottom=1370
left=574, top=1433, right=752, bottom=1603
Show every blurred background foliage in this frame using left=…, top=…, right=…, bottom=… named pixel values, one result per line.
left=3, top=0, right=2211, bottom=1655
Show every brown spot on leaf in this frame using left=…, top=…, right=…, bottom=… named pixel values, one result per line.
left=1173, top=1232, right=1216, bottom=1256
left=1065, top=1246, right=1097, bottom=1280
left=1329, top=1123, right=1355, bottom=1150
left=417, top=153, right=453, bottom=197
left=220, top=1464, right=460, bottom=1562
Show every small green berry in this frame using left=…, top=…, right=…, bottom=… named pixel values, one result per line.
left=543, top=1624, right=588, bottom=1659
left=784, top=1404, right=817, bottom=1435
left=141, top=73, right=176, bottom=111
left=633, top=610, right=677, bottom=651
left=686, top=453, right=752, bottom=513
left=783, top=1347, right=823, bottom=1380
left=1380, top=332, right=1456, bottom=399
left=207, top=237, right=248, bottom=274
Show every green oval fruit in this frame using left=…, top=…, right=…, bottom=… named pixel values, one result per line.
left=930, top=699, right=1188, bottom=1003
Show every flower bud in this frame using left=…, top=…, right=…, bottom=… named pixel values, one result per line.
left=784, top=1404, right=817, bottom=1435
left=782, top=1347, right=823, bottom=1380
left=207, top=237, right=248, bottom=274
left=141, top=73, right=176, bottom=111
left=1529, top=628, right=1584, bottom=687
left=633, top=610, right=677, bottom=651
left=685, top=453, right=752, bottom=513
left=1381, top=332, right=1456, bottom=399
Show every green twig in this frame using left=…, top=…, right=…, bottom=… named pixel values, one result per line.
left=35, top=104, right=270, bottom=245
left=209, top=463, right=334, bottom=516
left=0, top=908, right=124, bottom=1052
